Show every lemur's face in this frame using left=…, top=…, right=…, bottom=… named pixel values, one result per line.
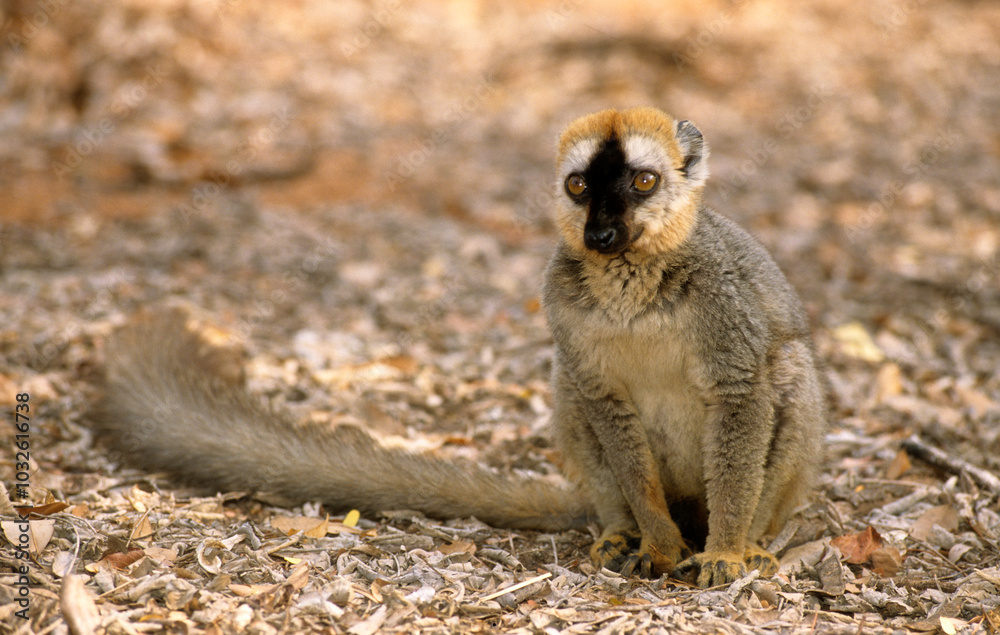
left=554, top=108, right=709, bottom=258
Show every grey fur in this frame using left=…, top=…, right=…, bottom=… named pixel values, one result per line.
left=92, top=309, right=593, bottom=532
left=543, top=108, right=826, bottom=584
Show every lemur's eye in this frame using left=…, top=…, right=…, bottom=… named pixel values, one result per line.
left=632, top=171, right=659, bottom=193
left=565, top=174, right=587, bottom=197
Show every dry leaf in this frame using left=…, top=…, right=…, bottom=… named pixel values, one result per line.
left=127, top=485, right=157, bottom=513
left=144, top=547, right=179, bottom=564
left=873, top=362, right=904, bottom=403
left=830, top=526, right=883, bottom=564
left=343, top=509, right=361, bottom=527
left=69, top=504, right=91, bottom=518
left=347, top=604, right=388, bottom=635
left=52, top=550, right=77, bottom=578
left=884, top=449, right=912, bottom=480
left=370, top=579, right=388, bottom=603
left=947, top=543, right=973, bottom=563
left=325, top=521, right=362, bottom=536
left=14, top=501, right=70, bottom=517
left=103, top=548, right=144, bottom=570
left=304, top=516, right=329, bottom=539
left=229, top=584, right=256, bottom=597
left=953, top=383, right=998, bottom=415
left=230, top=583, right=282, bottom=598
left=910, top=504, right=959, bottom=541
left=131, top=514, right=155, bottom=540
left=61, top=575, right=101, bottom=635
left=832, top=322, right=885, bottom=362
left=831, top=526, right=903, bottom=575
left=778, top=539, right=828, bottom=576
left=870, top=545, right=903, bottom=576
left=380, top=354, right=418, bottom=374
left=438, top=539, right=476, bottom=556
left=286, top=562, right=310, bottom=591
left=196, top=538, right=228, bottom=574
left=272, top=515, right=330, bottom=536
left=2, top=518, right=55, bottom=553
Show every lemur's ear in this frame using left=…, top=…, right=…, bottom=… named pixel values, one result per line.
left=675, top=120, right=709, bottom=187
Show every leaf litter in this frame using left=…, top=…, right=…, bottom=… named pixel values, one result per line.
left=2, top=0, right=1000, bottom=633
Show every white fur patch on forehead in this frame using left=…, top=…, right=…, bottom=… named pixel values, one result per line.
left=558, top=136, right=601, bottom=176
left=622, top=134, right=676, bottom=171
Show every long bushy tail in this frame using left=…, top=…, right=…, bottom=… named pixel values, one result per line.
left=92, top=310, right=593, bottom=532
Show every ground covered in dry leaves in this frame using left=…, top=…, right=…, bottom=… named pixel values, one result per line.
left=2, top=0, right=1000, bottom=633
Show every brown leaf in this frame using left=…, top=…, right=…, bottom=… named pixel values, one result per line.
left=380, top=354, right=418, bottom=374
left=103, top=548, right=144, bottom=570
left=304, top=516, right=330, bottom=539
left=910, top=504, right=959, bottom=541
left=69, top=504, right=91, bottom=518
left=14, top=501, right=71, bottom=517
left=870, top=546, right=903, bottom=576
left=884, top=449, right=912, bottom=480
left=873, top=362, right=904, bottom=404
left=438, top=539, right=476, bottom=556
left=130, top=514, right=155, bottom=540
left=286, top=562, right=310, bottom=591
left=272, top=515, right=326, bottom=536
left=830, top=526, right=883, bottom=564
left=144, top=546, right=179, bottom=564
left=441, top=435, right=474, bottom=447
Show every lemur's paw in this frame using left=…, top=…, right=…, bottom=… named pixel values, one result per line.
left=591, top=529, right=686, bottom=578
left=674, top=550, right=746, bottom=588
left=744, top=544, right=779, bottom=577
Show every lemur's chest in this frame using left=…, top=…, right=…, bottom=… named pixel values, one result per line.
left=564, top=275, right=710, bottom=495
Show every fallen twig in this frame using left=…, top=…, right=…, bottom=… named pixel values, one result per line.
left=479, top=571, right=552, bottom=603
left=902, top=435, right=1000, bottom=495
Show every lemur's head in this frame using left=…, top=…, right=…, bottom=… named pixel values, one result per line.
left=554, top=107, right=708, bottom=258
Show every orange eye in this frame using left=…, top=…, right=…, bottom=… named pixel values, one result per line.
left=565, top=174, right=587, bottom=197
left=632, top=171, right=658, bottom=192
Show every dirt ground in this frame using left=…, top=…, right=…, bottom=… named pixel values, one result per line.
left=2, top=0, right=1000, bottom=633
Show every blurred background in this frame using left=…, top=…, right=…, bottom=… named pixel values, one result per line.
left=2, top=0, right=1000, bottom=503
left=2, top=1, right=1000, bottom=630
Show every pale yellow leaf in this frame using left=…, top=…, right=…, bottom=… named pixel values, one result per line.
left=940, top=616, right=966, bottom=634
left=304, top=516, right=329, bottom=539
left=833, top=322, right=884, bottom=362
left=131, top=515, right=155, bottom=540
left=272, top=515, right=326, bottom=536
